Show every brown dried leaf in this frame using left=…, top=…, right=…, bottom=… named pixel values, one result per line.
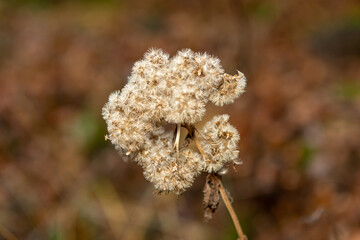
left=203, top=173, right=221, bottom=221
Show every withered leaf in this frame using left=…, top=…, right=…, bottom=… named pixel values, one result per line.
left=203, top=173, right=221, bottom=221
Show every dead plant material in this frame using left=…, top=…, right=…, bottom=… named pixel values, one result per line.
left=203, top=173, right=221, bottom=221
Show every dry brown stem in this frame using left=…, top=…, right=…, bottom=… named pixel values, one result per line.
left=217, top=177, right=245, bottom=240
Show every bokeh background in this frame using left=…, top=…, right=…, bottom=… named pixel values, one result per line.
left=1, top=0, right=360, bottom=239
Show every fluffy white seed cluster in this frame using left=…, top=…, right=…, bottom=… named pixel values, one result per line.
left=200, top=114, right=241, bottom=173
left=102, top=48, right=246, bottom=194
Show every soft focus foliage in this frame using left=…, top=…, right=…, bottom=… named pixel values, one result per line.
left=0, top=0, right=360, bottom=239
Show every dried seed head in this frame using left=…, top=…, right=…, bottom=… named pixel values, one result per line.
left=209, top=71, right=246, bottom=106
left=200, top=114, right=241, bottom=173
left=102, top=48, right=246, bottom=194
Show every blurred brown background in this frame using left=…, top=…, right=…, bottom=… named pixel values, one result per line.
left=0, top=0, right=360, bottom=239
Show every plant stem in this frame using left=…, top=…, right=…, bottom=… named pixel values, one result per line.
left=174, top=123, right=181, bottom=159
left=193, top=133, right=208, bottom=160
left=218, top=179, right=245, bottom=240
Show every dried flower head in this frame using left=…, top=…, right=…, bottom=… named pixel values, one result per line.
left=102, top=48, right=246, bottom=194
left=200, top=114, right=241, bottom=173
